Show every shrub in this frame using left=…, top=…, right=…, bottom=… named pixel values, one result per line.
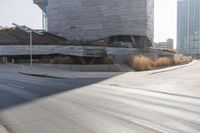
left=174, top=55, right=192, bottom=64
left=104, top=56, right=114, bottom=64
left=126, top=54, right=152, bottom=71
left=155, top=57, right=171, bottom=67
left=126, top=54, right=193, bottom=71
left=53, top=56, right=73, bottom=64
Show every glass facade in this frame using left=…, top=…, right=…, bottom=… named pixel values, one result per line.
left=177, top=0, right=200, bottom=58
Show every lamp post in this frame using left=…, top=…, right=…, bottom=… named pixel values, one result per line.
left=12, top=23, right=43, bottom=66
left=30, top=31, right=33, bottom=67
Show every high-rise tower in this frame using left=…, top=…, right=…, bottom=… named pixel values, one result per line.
left=177, top=0, right=200, bottom=58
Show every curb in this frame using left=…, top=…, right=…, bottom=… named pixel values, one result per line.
left=18, top=71, right=65, bottom=79
left=19, top=61, right=198, bottom=78
left=149, top=60, right=198, bottom=75
left=18, top=71, right=115, bottom=79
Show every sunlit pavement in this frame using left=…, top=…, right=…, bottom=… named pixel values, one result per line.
left=0, top=61, right=200, bottom=133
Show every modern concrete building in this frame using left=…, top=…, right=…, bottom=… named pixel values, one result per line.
left=177, top=0, right=200, bottom=58
left=33, top=0, right=48, bottom=30
left=34, top=0, right=154, bottom=48
left=155, top=39, right=174, bottom=50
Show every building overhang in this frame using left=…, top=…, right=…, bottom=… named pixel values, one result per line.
left=33, top=0, right=48, bottom=11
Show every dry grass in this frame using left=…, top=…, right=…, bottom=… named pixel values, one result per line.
left=127, top=55, right=152, bottom=71
left=131, top=55, right=152, bottom=71
left=104, top=56, right=114, bottom=64
left=53, top=56, right=73, bottom=64
left=126, top=54, right=193, bottom=71
left=154, top=57, right=171, bottom=67
left=174, top=55, right=192, bottom=64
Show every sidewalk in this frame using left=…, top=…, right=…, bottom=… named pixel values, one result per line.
left=99, top=60, right=200, bottom=99
left=19, top=60, right=198, bottom=79
left=19, top=65, right=123, bottom=79
left=0, top=125, right=8, bottom=133
left=0, top=63, right=23, bottom=73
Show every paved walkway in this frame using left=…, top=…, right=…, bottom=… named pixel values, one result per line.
left=19, top=61, right=198, bottom=79
left=0, top=61, right=197, bottom=79
left=0, top=63, right=23, bottom=73
left=101, top=60, right=200, bottom=98
left=0, top=125, right=8, bottom=133
left=20, top=64, right=123, bottom=79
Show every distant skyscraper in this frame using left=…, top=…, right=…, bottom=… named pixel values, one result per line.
left=177, top=0, right=200, bottom=58
left=155, top=39, right=174, bottom=50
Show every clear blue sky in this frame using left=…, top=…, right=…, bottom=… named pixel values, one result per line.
left=0, top=0, right=177, bottom=46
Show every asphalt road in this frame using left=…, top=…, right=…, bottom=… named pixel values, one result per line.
left=0, top=62, right=200, bottom=133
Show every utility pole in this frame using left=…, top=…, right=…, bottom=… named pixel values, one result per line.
left=30, top=31, right=33, bottom=67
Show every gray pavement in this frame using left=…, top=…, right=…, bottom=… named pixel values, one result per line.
left=19, top=64, right=123, bottom=79
left=0, top=61, right=200, bottom=133
left=0, top=125, right=8, bottom=133
left=19, top=61, right=197, bottom=79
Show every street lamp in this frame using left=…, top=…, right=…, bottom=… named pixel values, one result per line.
left=29, top=31, right=33, bottom=67
left=12, top=23, right=43, bottom=67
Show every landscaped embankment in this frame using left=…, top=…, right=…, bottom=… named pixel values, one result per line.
left=126, top=54, right=193, bottom=71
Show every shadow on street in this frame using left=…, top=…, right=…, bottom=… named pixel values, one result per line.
left=0, top=72, right=121, bottom=111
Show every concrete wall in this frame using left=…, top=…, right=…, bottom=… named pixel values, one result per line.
left=0, top=45, right=141, bottom=57
left=46, top=0, right=154, bottom=43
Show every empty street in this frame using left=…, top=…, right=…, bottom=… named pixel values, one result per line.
left=0, top=61, right=200, bottom=133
